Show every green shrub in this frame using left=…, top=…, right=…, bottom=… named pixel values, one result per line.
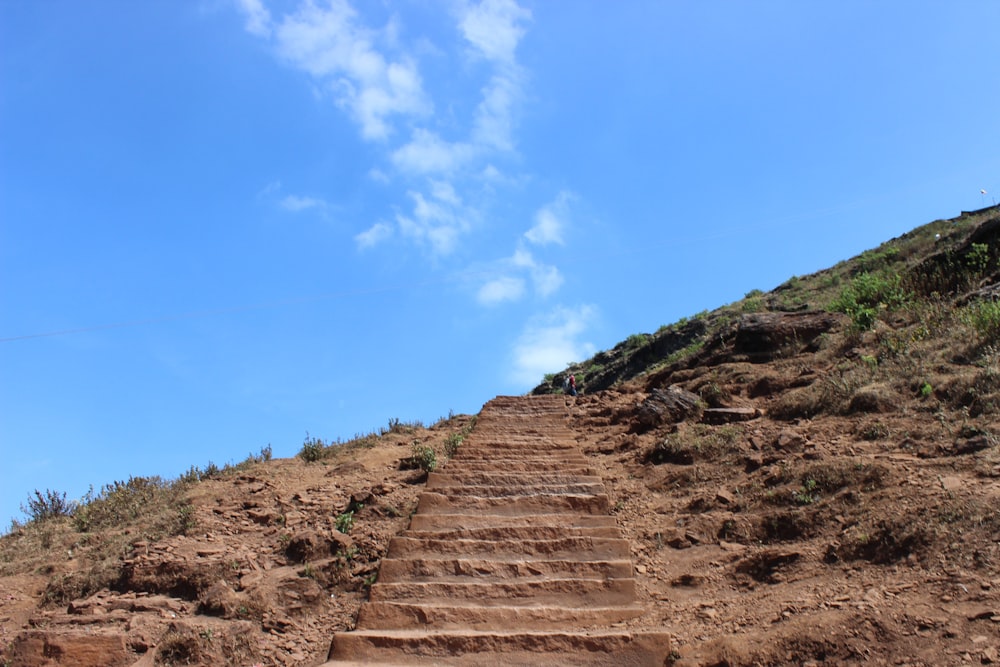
left=830, top=271, right=910, bottom=331
left=966, top=242, right=991, bottom=275
left=963, top=300, right=1000, bottom=343
left=401, top=442, right=437, bottom=473
left=742, top=296, right=764, bottom=313
left=622, top=333, right=650, bottom=351
left=299, top=433, right=326, bottom=462
left=334, top=510, right=355, bottom=534
left=857, top=245, right=900, bottom=272
left=73, top=476, right=167, bottom=532
left=444, top=433, right=464, bottom=458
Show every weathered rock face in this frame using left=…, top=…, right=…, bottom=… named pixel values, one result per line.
left=9, top=631, right=129, bottom=667
left=729, top=311, right=844, bottom=362
left=285, top=529, right=354, bottom=564
left=635, top=386, right=703, bottom=431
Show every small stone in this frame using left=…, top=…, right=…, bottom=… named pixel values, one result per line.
left=940, top=476, right=963, bottom=491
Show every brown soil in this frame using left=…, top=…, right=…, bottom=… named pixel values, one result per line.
left=3, top=355, right=1000, bottom=665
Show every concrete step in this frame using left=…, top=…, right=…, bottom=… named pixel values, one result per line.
left=416, top=492, right=610, bottom=516
left=356, top=601, right=646, bottom=631
left=386, top=536, right=630, bottom=560
left=441, top=460, right=590, bottom=472
left=400, top=524, right=620, bottom=542
left=377, top=557, right=634, bottom=582
left=406, top=513, right=618, bottom=532
left=368, top=577, right=636, bottom=605
left=426, top=471, right=603, bottom=487
left=424, top=482, right=607, bottom=497
left=324, top=629, right=671, bottom=666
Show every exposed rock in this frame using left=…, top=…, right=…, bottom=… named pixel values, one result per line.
left=734, top=550, right=802, bottom=584
left=847, top=384, right=897, bottom=414
left=285, top=530, right=354, bottom=564
left=730, top=311, right=844, bottom=361
left=775, top=429, right=806, bottom=452
left=701, top=407, right=761, bottom=424
left=197, top=580, right=240, bottom=617
left=9, top=630, right=130, bottom=667
left=635, top=386, right=703, bottom=431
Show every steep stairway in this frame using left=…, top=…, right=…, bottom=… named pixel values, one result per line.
left=322, top=395, right=670, bottom=666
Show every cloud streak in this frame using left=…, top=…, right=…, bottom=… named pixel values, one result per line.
left=238, top=0, right=431, bottom=141
left=509, top=305, right=597, bottom=386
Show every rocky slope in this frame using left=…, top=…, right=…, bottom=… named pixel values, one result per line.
left=3, top=205, right=1000, bottom=666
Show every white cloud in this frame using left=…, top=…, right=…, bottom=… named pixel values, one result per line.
left=368, top=167, right=390, bottom=183
left=355, top=221, right=392, bottom=249
left=477, top=276, right=525, bottom=305
left=235, top=0, right=273, bottom=37
left=509, top=305, right=597, bottom=386
left=391, top=129, right=477, bottom=175
left=459, top=0, right=531, bottom=66
left=237, top=1, right=540, bottom=265
left=255, top=179, right=282, bottom=199
left=395, top=184, right=472, bottom=256
left=525, top=191, right=572, bottom=246
left=459, top=1, right=530, bottom=154
left=511, top=247, right=562, bottom=297
left=472, top=73, right=520, bottom=151
left=280, top=194, right=326, bottom=212
left=270, top=0, right=430, bottom=141
left=531, top=263, right=563, bottom=297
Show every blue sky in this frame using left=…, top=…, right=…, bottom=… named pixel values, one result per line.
left=2, top=1, right=998, bottom=527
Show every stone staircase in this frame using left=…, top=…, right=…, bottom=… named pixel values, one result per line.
left=321, top=395, right=670, bottom=666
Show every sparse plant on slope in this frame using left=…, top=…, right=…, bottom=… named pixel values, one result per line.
left=20, top=489, right=75, bottom=523
left=444, top=432, right=464, bottom=458
left=299, top=433, right=326, bottom=462
left=73, top=476, right=168, bottom=532
left=962, top=300, right=1000, bottom=343
left=830, top=271, right=911, bottom=331
left=401, top=442, right=437, bottom=473
left=335, top=510, right=356, bottom=534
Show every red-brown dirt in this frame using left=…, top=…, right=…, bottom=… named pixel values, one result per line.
left=3, top=377, right=1000, bottom=666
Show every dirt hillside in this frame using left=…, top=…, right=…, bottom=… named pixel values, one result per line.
left=3, top=205, right=1000, bottom=666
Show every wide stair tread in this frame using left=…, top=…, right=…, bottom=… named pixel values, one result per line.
left=323, top=629, right=672, bottom=667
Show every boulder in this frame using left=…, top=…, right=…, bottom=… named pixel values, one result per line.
left=635, top=386, right=703, bottom=431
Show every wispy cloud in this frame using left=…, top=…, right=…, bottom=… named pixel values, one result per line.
left=474, top=190, right=571, bottom=305
left=395, top=184, right=475, bottom=256
left=525, top=191, right=572, bottom=246
left=509, top=305, right=597, bottom=386
left=460, top=0, right=531, bottom=152
left=512, top=247, right=563, bottom=297
left=236, top=0, right=272, bottom=37
left=237, top=0, right=543, bottom=266
left=391, top=129, right=477, bottom=176
left=245, top=0, right=430, bottom=141
left=280, top=194, right=327, bottom=212
left=459, top=0, right=531, bottom=66
left=477, top=276, right=525, bottom=305
left=355, top=221, right=393, bottom=249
